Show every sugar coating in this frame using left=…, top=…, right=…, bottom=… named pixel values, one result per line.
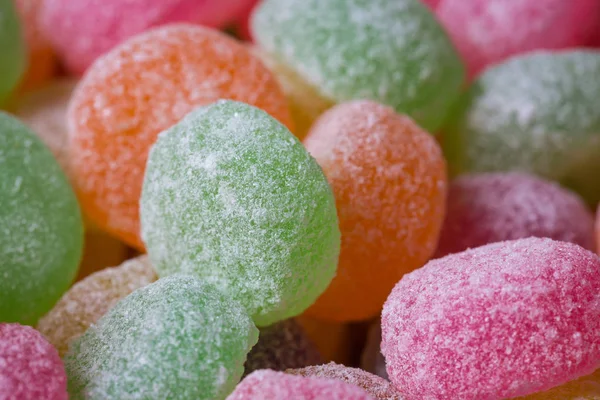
left=0, top=0, right=26, bottom=103
left=435, top=172, right=595, bottom=258
left=65, top=275, right=258, bottom=400
left=360, top=320, right=388, bottom=381
left=382, top=237, right=600, bottom=400
left=141, top=100, right=339, bottom=326
left=67, top=24, right=292, bottom=249
left=288, top=363, right=405, bottom=400
left=436, top=0, right=600, bottom=79
left=40, top=0, right=257, bottom=74
left=304, top=101, right=447, bottom=322
left=0, top=323, right=67, bottom=400
left=517, top=368, right=600, bottom=399
left=227, top=369, right=375, bottom=400
left=37, top=256, right=156, bottom=357
left=0, top=112, right=84, bottom=325
left=244, top=319, right=322, bottom=376
left=444, top=50, right=600, bottom=205
left=252, top=0, right=464, bottom=132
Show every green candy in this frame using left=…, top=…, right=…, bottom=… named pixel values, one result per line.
left=65, top=275, right=258, bottom=400
left=444, top=50, right=600, bottom=205
left=0, top=112, right=83, bottom=324
left=0, top=0, right=26, bottom=103
left=252, top=0, right=464, bottom=132
left=140, top=100, right=340, bottom=327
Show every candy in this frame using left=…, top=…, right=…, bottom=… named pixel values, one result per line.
left=360, top=320, right=388, bottom=381
left=65, top=275, right=258, bottom=399
left=296, top=315, right=356, bottom=365
left=0, top=0, right=26, bottom=103
left=37, top=256, right=156, bottom=357
left=288, top=363, right=404, bottom=400
left=68, top=24, right=292, bottom=249
left=518, top=368, right=600, bottom=399
left=435, top=172, right=595, bottom=258
left=382, top=237, right=600, bottom=399
left=244, top=319, right=322, bottom=376
left=0, top=323, right=67, bottom=400
left=444, top=50, right=600, bottom=205
left=304, top=101, right=447, bottom=322
left=0, top=112, right=83, bottom=325
left=227, top=369, right=374, bottom=400
left=140, top=100, right=339, bottom=326
left=252, top=0, right=464, bottom=134
left=436, top=0, right=600, bottom=79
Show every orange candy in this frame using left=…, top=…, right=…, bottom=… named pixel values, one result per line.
left=304, top=100, right=447, bottom=322
left=68, top=24, right=292, bottom=249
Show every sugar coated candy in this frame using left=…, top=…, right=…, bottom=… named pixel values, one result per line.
left=444, top=50, right=600, bottom=205
left=252, top=0, right=464, bottom=134
left=0, top=112, right=83, bottom=325
left=0, top=0, right=26, bottom=103
left=141, top=100, right=339, bottom=326
left=288, top=363, right=405, bottom=400
left=517, top=368, right=600, bottom=399
left=304, top=101, right=447, bottom=322
left=435, top=172, right=595, bottom=258
left=382, top=237, right=600, bottom=400
left=37, top=256, right=156, bottom=357
left=0, top=323, right=67, bottom=400
left=65, top=275, right=258, bottom=400
left=360, top=320, right=388, bottom=381
left=227, top=369, right=375, bottom=400
left=67, top=24, right=292, bottom=249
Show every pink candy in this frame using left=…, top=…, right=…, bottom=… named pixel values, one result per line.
left=382, top=237, right=600, bottom=400
left=0, top=324, right=67, bottom=400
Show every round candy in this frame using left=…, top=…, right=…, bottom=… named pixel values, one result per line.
left=68, top=24, right=292, bottom=249
left=0, top=112, right=84, bottom=325
left=244, top=319, right=322, bottom=376
left=227, top=369, right=374, bottom=400
left=140, top=100, right=339, bottom=326
left=436, top=0, right=600, bottom=79
left=444, top=50, right=600, bottom=205
left=0, top=0, right=26, bottom=103
left=252, top=0, right=464, bottom=134
left=360, top=320, right=388, bottom=381
left=518, top=368, right=600, bottom=399
left=65, top=275, right=258, bottom=399
left=0, top=323, right=67, bottom=400
left=37, top=256, right=156, bottom=357
left=40, top=0, right=258, bottom=74
left=304, top=101, right=447, bottom=322
left=382, top=237, right=600, bottom=399
left=435, top=172, right=595, bottom=258
left=288, top=363, right=404, bottom=400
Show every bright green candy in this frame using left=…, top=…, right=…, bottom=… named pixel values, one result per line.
left=252, top=0, right=464, bottom=132
left=0, top=0, right=26, bottom=103
left=0, top=112, right=83, bottom=325
left=65, top=275, right=258, bottom=400
left=140, top=100, right=340, bottom=327
left=444, top=50, right=600, bottom=205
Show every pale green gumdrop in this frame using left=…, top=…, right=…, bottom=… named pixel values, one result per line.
left=65, top=275, right=258, bottom=400
left=252, top=0, right=464, bottom=132
left=140, top=100, right=340, bottom=327
left=0, top=112, right=83, bottom=325
left=0, top=0, right=26, bottom=103
left=444, top=50, right=600, bottom=205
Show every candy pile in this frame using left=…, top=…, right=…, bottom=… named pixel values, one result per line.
left=0, top=0, right=599, bottom=399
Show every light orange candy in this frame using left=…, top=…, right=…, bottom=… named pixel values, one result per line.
left=68, top=24, right=292, bottom=249
left=304, top=100, right=447, bottom=322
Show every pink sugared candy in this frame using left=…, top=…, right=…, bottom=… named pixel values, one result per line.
left=436, top=0, right=600, bottom=79
left=435, top=172, right=595, bottom=258
left=382, top=237, right=600, bottom=400
left=39, top=0, right=257, bottom=74
left=227, top=369, right=375, bottom=400
left=0, top=323, right=67, bottom=400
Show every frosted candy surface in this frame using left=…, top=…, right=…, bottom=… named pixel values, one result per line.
left=65, top=275, right=258, bottom=400
left=140, top=100, right=339, bottom=326
left=0, top=323, right=67, bottom=400
left=517, top=368, right=600, bottom=399
left=244, top=319, right=322, bottom=376
left=444, top=50, right=600, bottom=205
left=0, top=112, right=84, bottom=325
left=360, top=320, right=388, bottom=381
left=288, top=363, right=404, bottom=400
left=227, top=369, right=375, bottom=400
left=435, top=172, right=595, bottom=257
left=252, top=0, right=464, bottom=132
left=37, top=256, right=156, bottom=357
left=0, top=0, right=26, bottom=102
left=382, top=237, right=600, bottom=399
